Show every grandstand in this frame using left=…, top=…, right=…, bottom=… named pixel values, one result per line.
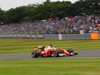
left=0, top=15, right=100, bottom=39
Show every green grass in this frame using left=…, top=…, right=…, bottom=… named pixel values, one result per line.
left=0, top=58, right=100, bottom=75
left=0, top=39, right=100, bottom=54
left=0, top=39, right=100, bottom=75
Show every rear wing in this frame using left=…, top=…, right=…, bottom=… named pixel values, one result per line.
left=34, top=46, right=43, bottom=51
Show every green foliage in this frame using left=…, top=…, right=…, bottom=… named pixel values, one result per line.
left=6, top=6, right=32, bottom=23
left=85, top=0, right=100, bottom=3
left=0, top=8, right=7, bottom=24
left=21, top=16, right=31, bottom=22
left=1, top=0, right=100, bottom=23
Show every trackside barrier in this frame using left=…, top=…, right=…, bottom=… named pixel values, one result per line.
left=0, top=34, right=44, bottom=39
left=44, top=34, right=91, bottom=40
left=0, top=34, right=100, bottom=40
left=91, top=31, right=98, bottom=40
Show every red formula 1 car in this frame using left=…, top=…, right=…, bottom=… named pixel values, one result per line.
left=31, top=45, right=78, bottom=58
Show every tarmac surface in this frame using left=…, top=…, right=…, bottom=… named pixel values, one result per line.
left=0, top=49, right=100, bottom=60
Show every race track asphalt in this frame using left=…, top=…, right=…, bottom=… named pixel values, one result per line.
left=0, top=50, right=100, bottom=60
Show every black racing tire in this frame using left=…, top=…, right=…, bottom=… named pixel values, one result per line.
left=53, top=50, right=59, bottom=57
left=67, top=49, right=74, bottom=53
left=31, top=51, right=39, bottom=58
left=41, top=55, right=44, bottom=57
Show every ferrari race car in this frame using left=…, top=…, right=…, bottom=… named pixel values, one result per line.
left=31, top=45, right=78, bottom=58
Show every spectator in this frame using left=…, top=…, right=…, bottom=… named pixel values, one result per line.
left=0, top=15, right=100, bottom=34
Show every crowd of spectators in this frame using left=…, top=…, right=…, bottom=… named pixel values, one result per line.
left=0, top=15, right=100, bottom=34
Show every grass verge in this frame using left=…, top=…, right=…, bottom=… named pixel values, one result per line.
left=0, top=58, right=100, bottom=75
left=0, top=39, right=100, bottom=54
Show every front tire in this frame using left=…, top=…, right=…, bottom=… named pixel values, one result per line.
left=31, top=51, right=39, bottom=58
left=67, top=49, right=74, bottom=53
left=67, top=49, right=74, bottom=56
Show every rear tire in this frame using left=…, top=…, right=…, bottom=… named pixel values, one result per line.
left=31, top=51, right=39, bottom=58
left=53, top=50, right=59, bottom=57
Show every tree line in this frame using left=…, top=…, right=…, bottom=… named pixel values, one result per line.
left=0, top=0, right=100, bottom=24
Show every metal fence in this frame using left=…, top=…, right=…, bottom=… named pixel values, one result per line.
left=44, top=34, right=91, bottom=40
left=1, top=33, right=100, bottom=40
left=0, top=32, right=44, bottom=39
